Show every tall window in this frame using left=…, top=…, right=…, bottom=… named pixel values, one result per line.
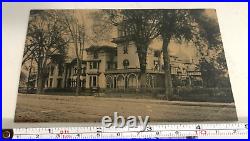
left=90, top=62, right=98, bottom=69
left=50, top=66, right=54, bottom=75
left=89, top=76, right=97, bottom=87
left=80, top=80, right=83, bottom=87
left=58, top=64, right=63, bottom=76
left=93, top=76, right=97, bottom=87
left=93, top=62, right=98, bottom=69
left=49, top=78, right=53, bottom=87
left=57, top=78, right=62, bottom=88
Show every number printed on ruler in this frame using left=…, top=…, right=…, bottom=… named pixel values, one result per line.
left=9, top=122, right=248, bottom=139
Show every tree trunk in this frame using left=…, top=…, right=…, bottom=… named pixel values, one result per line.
left=36, top=56, right=46, bottom=94
left=162, top=37, right=173, bottom=100
left=37, top=77, right=44, bottom=94
left=138, top=57, right=147, bottom=89
left=137, top=45, right=148, bottom=89
left=27, top=57, right=33, bottom=93
left=36, top=66, right=44, bottom=94
left=75, top=58, right=81, bottom=95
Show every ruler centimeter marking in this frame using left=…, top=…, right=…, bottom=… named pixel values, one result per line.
left=3, top=123, right=248, bottom=139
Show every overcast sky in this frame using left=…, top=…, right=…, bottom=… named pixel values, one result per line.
left=64, top=9, right=219, bottom=63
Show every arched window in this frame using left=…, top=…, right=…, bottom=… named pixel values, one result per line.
left=117, top=75, right=125, bottom=89
left=128, top=74, right=137, bottom=88
left=146, top=75, right=153, bottom=88
left=106, top=76, right=113, bottom=88
left=123, top=59, right=129, bottom=69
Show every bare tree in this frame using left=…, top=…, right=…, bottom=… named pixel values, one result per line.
left=90, top=10, right=116, bottom=46
left=23, top=10, right=69, bottom=94
left=62, top=10, right=85, bottom=95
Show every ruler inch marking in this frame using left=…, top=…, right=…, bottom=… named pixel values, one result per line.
left=7, top=122, right=248, bottom=139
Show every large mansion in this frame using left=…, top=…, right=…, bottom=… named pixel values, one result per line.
left=23, top=28, right=203, bottom=92
left=36, top=39, right=203, bottom=92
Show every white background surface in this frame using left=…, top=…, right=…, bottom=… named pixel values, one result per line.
left=2, top=2, right=248, bottom=128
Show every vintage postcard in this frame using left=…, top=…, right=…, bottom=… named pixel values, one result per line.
left=15, top=9, right=237, bottom=122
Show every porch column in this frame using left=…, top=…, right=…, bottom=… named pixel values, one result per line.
left=124, top=75, right=126, bottom=90
left=112, top=75, right=115, bottom=89
left=136, top=75, right=139, bottom=89
left=114, top=75, right=117, bottom=90
left=152, top=76, right=155, bottom=88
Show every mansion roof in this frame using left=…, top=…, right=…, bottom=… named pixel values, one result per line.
left=85, top=45, right=116, bottom=52
left=111, top=36, right=133, bottom=44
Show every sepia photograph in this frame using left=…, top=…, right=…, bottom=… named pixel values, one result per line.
left=14, top=9, right=238, bottom=122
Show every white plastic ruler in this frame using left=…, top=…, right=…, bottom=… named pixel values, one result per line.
left=3, top=122, right=248, bottom=139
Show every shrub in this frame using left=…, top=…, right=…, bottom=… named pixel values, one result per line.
left=173, top=87, right=234, bottom=103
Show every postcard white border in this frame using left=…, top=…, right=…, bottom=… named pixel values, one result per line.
left=2, top=2, right=248, bottom=128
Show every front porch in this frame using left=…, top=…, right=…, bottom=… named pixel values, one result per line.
left=105, top=69, right=165, bottom=91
